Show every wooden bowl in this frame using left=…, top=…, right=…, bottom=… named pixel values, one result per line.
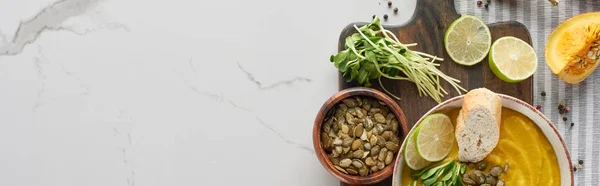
left=391, top=94, right=574, bottom=186
left=313, top=87, right=410, bottom=185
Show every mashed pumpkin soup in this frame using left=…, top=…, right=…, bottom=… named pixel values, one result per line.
left=401, top=108, right=560, bottom=185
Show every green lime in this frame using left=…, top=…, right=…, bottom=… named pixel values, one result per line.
left=404, top=130, right=432, bottom=170
left=414, top=113, right=454, bottom=162
left=445, top=15, right=492, bottom=66
left=489, top=36, right=538, bottom=83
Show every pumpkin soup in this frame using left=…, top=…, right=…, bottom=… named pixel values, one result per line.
left=401, top=108, right=560, bottom=185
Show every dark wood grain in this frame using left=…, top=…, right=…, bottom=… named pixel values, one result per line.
left=313, top=87, right=410, bottom=185
left=337, top=0, right=532, bottom=185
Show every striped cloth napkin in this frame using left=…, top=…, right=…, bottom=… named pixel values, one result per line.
left=454, top=0, right=600, bottom=185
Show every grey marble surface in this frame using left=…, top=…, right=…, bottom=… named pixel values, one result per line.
left=0, top=0, right=417, bottom=185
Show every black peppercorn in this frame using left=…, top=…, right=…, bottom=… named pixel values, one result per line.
left=541, top=91, right=546, bottom=96
left=579, top=160, right=584, bottom=164
left=372, top=15, right=376, bottom=19
left=388, top=1, right=392, bottom=7
left=563, top=117, right=568, bottom=121
left=574, top=167, right=578, bottom=172
left=571, top=122, right=574, bottom=128
left=393, top=7, right=398, bottom=13
left=484, top=4, right=489, bottom=9
left=383, top=14, right=388, bottom=20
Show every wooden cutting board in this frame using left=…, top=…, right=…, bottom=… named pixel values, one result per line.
left=337, top=0, right=533, bottom=185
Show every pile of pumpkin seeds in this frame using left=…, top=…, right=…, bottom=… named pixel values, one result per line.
left=462, top=161, right=508, bottom=186
left=320, top=96, right=401, bottom=176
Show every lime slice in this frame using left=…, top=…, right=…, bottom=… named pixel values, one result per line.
left=404, top=130, right=432, bottom=170
left=489, top=36, right=538, bottom=83
left=414, top=113, right=454, bottom=162
left=445, top=15, right=492, bottom=66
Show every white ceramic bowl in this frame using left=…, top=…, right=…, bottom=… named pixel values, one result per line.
left=391, top=94, right=574, bottom=186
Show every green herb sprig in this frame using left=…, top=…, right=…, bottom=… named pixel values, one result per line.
left=330, top=16, right=466, bottom=103
left=408, top=160, right=466, bottom=186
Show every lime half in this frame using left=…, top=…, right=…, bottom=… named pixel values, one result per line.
left=489, top=36, right=538, bottom=83
left=414, top=113, right=454, bottom=162
left=445, top=15, right=492, bottom=66
left=404, top=131, right=432, bottom=170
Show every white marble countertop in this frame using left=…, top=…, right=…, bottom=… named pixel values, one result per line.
left=0, top=0, right=417, bottom=185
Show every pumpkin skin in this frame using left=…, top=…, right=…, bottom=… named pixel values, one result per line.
left=546, top=12, right=600, bottom=84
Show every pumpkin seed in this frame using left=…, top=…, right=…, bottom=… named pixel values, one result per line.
left=335, top=146, right=342, bottom=154
left=352, top=160, right=363, bottom=168
left=360, top=130, right=368, bottom=141
left=356, top=108, right=365, bottom=118
left=335, top=165, right=348, bottom=174
left=370, top=135, right=378, bottom=145
left=384, top=151, right=393, bottom=165
left=463, top=177, right=476, bottom=185
left=381, top=107, right=389, bottom=117
left=342, top=99, right=357, bottom=107
left=346, top=168, right=358, bottom=175
left=391, top=136, right=400, bottom=144
left=374, top=113, right=386, bottom=123
left=332, top=148, right=341, bottom=157
left=339, top=158, right=352, bottom=168
left=377, top=161, right=385, bottom=170
left=341, top=124, right=349, bottom=134
left=485, top=174, right=497, bottom=185
left=348, top=107, right=357, bottom=116
left=378, top=148, right=388, bottom=161
left=365, top=117, right=374, bottom=129
left=477, top=175, right=486, bottom=184
left=351, top=139, right=362, bottom=150
left=476, top=161, right=488, bottom=170
left=376, top=136, right=386, bottom=146
left=365, top=157, right=376, bottom=166
left=328, top=130, right=336, bottom=138
left=353, top=150, right=364, bottom=158
left=354, top=124, right=364, bottom=137
left=490, top=166, right=503, bottom=177
left=471, top=170, right=483, bottom=182
left=381, top=131, right=393, bottom=141
left=371, top=145, right=380, bottom=156
left=369, top=107, right=382, bottom=115
left=343, top=147, right=350, bottom=154
left=342, top=138, right=353, bottom=147
left=497, top=179, right=505, bottom=186
left=391, top=119, right=398, bottom=131
left=362, top=151, right=370, bottom=158
left=481, top=184, right=491, bottom=186
left=362, top=100, right=371, bottom=110
left=359, top=167, right=368, bottom=176
left=330, top=156, right=340, bottom=165
left=504, top=163, right=509, bottom=173
left=371, top=165, right=379, bottom=172
left=364, top=142, right=372, bottom=151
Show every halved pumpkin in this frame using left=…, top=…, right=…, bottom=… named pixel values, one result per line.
left=546, top=12, right=600, bottom=84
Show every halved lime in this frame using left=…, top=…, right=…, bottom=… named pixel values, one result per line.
left=489, top=36, right=538, bottom=83
left=414, top=113, right=454, bottom=162
left=445, top=15, right=492, bottom=66
left=404, top=130, right=432, bottom=170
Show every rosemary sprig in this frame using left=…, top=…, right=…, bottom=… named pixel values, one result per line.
left=330, top=16, right=466, bottom=103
